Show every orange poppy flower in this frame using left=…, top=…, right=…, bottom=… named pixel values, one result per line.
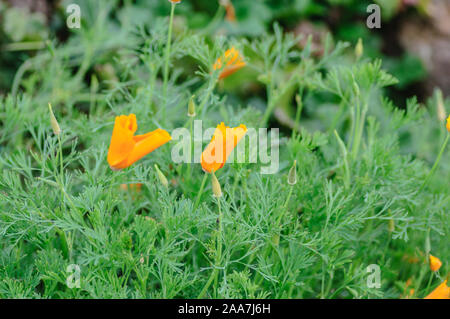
left=424, top=280, right=450, bottom=299
left=168, top=0, right=181, bottom=3
left=119, top=183, right=143, bottom=192
left=446, top=115, right=450, bottom=132
left=201, top=122, right=247, bottom=173
left=213, top=47, right=246, bottom=79
left=220, top=0, right=236, bottom=22
left=107, top=114, right=171, bottom=170
left=429, top=255, right=442, bottom=272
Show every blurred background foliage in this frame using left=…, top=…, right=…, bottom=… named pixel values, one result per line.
left=1, top=0, right=447, bottom=105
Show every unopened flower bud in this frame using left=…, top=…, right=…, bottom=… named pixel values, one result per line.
left=436, top=89, right=446, bottom=122
left=271, top=234, right=280, bottom=246
left=288, top=160, right=297, bottom=185
left=388, top=219, right=395, bottom=233
left=154, top=164, right=169, bottom=188
left=429, top=255, right=442, bottom=272
left=355, top=38, right=363, bottom=60
left=211, top=171, right=222, bottom=198
left=188, top=95, right=196, bottom=117
left=257, top=73, right=271, bottom=85
left=48, top=103, right=61, bottom=135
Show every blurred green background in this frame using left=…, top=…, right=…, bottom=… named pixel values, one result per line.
left=0, top=0, right=448, bottom=106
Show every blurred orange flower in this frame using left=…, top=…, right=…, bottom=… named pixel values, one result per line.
left=424, top=280, right=450, bottom=299
left=168, top=0, right=181, bottom=3
left=446, top=115, right=450, bottom=132
left=220, top=0, right=236, bottom=22
left=201, top=122, right=247, bottom=173
left=107, top=114, right=171, bottom=170
left=429, top=255, right=442, bottom=272
left=119, top=183, right=143, bottom=192
left=213, top=47, right=246, bottom=79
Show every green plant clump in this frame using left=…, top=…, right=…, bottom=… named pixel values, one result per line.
left=0, top=0, right=448, bottom=299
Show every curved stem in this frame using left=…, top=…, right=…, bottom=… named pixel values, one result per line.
left=198, top=197, right=223, bottom=298
left=193, top=173, right=208, bottom=211
left=162, top=2, right=176, bottom=118
left=198, top=78, right=217, bottom=118
left=419, top=134, right=449, bottom=192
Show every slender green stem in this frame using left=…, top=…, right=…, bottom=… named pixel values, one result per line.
left=276, top=186, right=293, bottom=226
left=419, top=134, right=449, bottom=192
left=162, top=2, right=176, bottom=117
left=425, top=272, right=434, bottom=293
left=291, top=91, right=304, bottom=139
left=56, top=137, right=73, bottom=260
left=334, top=130, right=351, bottom=189
left=213, top=198, right=223, bottom=297
left=351, top=98, right=362, bottom=159
left=283, top=186, right=294, bottom=209
left=148, top=70, right=157, bottom=115
left=198, top=197, right=223, bottom=298
left=187, top=117, right=194, bottom=181
left=58, top=135, right=64, bottom=184
left=193, top=173, right=209, bottom=211
left=2, top=41, right=45, bottom=51
left=261, top=97, right=275, bottom=128
left=198, top=79, right=217, bottom=118
left=198, top=265, right=217, bottom=299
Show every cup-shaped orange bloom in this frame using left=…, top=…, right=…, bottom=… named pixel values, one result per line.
left=107, top=114, right=171, bottom=170
left=213, top=47, right=246, bottom=79
left=446, top=115, right=450, bottom=132
left=168, top=0, right=181, bottom=3
left=201, top=122, right=247, bottom=173
left=424, top=280, right=450, bottom=299
left=429, top=255, right=442, bottom=272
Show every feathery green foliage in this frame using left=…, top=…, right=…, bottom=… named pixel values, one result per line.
left=0, top=0, right=448, bottom=299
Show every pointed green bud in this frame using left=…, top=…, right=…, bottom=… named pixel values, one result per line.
left=288, top=160, right=297, bottom=185
left=436, top=89, right=446, bottom=122
left=257, top=73, right=271, bottom=85
left=271, top=234, right=280, bottom=247
left=355, top=38, right=363, bottom=60
left=38, top=177, right=59, bottom=188
left=211, top=171, right=222, bottom=198
left=188, top=95, right=196, bottom=117
left=388, top=219, right=395, bottom=233
left=154, top=164, right=169, bottom=188
left=295, top=94, right=302, bottom=109
left=48, top=103, right=61, bottom=135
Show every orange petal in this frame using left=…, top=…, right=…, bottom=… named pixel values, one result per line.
left=114, top=128, right=172, bottom=169
left=225, top=1, right=236, bottom=22
left=107, top=114, right=138, bottom=169
left=213, top=47, right=246, bottom=79
left=107, top=114, right=171, bottom=170
left=201, top=123, right=247, bottom=173
left=424, top=280, right=450, bottom=299
left=429, top=255, right=442, bottom=272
